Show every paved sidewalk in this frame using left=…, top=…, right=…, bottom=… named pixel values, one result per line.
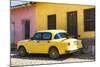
left=10, top=51, right=95, bottom=66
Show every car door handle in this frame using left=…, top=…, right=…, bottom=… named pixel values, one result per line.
left=37, top=41, right=40, bottom=43
left=48, top=41, right=50, bottom=43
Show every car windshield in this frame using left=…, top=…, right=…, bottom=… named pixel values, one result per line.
left=54, top=32, right=70, bottom=39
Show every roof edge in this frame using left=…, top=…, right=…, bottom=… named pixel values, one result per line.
left=11, top=2, right=36, bottom=9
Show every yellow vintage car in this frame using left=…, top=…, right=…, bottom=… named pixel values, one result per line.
left=17, top=30, right=82, bottom=59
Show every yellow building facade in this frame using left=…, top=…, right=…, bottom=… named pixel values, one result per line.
left=35, top=2, right=95, bottom=38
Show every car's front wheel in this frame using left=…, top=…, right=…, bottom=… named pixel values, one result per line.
left=49, top=47, right=60, bottom=59
left=18, top=47, right=27, bottom=57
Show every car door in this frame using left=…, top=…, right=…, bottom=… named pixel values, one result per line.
left=37, top=32, right=52, bottom=54
left=27, top=33, right=42, bottom=53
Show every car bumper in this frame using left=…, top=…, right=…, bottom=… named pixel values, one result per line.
left=65, top=48, right=81, bottom=54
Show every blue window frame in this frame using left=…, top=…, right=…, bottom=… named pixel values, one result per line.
left=42, top=32, right=52, bottom=40
left=33, top=33, right=42, bottom=40
left=54, top=33, right=61, bottom=39
left=33, top=32, right=52, bottom=40
left=54, top=33, right=69, bottom=39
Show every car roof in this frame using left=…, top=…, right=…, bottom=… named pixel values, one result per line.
left=37, top=30, right=67, bottom=33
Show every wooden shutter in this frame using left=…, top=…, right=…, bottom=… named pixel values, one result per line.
left=48, top=15, right=56, bottom=29
left=84, top=8, right=95, bottom=31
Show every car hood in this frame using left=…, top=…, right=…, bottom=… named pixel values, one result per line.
left=18, top=39, right=30, bottom=43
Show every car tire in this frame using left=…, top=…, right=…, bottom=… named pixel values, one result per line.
left=49, top=47, right=60, bottom=59
left=18, top=47, right=27, bottom=57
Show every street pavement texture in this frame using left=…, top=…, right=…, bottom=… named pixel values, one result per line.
left=10, top=52, right=95, bottom=66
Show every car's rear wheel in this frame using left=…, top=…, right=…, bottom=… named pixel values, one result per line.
left=49, top=47, right=60, bottom=59
left=18, top=47, right=27, bottom=57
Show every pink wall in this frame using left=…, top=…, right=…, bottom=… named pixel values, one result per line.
left=11, top=6, right=36, bottom=43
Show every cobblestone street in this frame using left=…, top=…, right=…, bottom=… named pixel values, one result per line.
left=11, top=51, right=95, bottom=66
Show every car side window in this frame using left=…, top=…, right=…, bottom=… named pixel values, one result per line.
left=42, top=32, right=51, bottom=40
left=54, top=33, right=60, bottom=39
left=33, top=33, right=42, bottom=40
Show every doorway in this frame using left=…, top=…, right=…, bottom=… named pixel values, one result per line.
left=22, top=20, right=30, bottom=39
left=67, top=11, right=78, bottom=37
